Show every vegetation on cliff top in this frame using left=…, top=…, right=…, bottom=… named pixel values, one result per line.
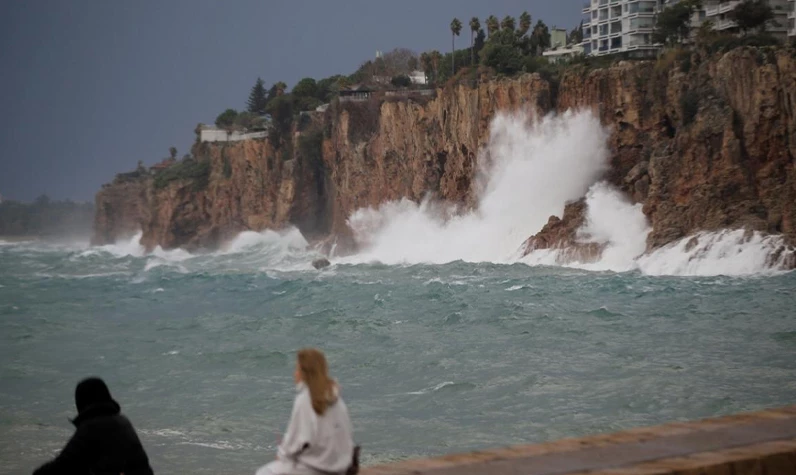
left=152, top=158, right=211, bottom=191
left=112, top=1, right=793, bottom=192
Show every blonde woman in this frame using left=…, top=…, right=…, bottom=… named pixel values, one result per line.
left=257, top=348, right=357, bottom=475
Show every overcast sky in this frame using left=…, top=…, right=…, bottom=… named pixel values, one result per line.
left=0, top=0, right=582, bottom=202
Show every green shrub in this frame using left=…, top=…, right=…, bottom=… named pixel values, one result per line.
left=153, top=159, right=211, bottom=190
left=215, top=109, right=238, bottom=128
left=705, top=33, right=780, bottom=54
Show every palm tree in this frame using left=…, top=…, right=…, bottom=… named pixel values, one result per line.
left=469, top=17, right=480, bottom=65
left=518, top=11, right=532, bottom=36
left=501, top=15, right=516, bottom=32
left=450, top=18, right=462, bottom=76
left=486, top=15, right=499, bottom=37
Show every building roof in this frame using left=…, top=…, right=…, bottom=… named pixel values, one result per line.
left=341, top=84, right=372, bottom=92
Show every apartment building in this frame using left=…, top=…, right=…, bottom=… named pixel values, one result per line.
left=581, top=0, right=791, bottom=57
left=581, top=0, right=663, bottom=57
left=702, top=0, right=789, bottom=39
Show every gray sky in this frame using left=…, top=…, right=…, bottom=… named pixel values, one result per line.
left=0, top=0, right=582, bottom=202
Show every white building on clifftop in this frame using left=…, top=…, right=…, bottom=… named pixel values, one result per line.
left=788, top=0, right=795, bottom=37
left=198, top=125, right=267, bottom=143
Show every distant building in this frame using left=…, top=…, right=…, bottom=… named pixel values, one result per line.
left=581, top=0, right=661, bottom=58
left=408, top=70, right=427, bottom=85
left=339, top=85, right=373, bottom=102
left=550, top=28, right=568, bottom=49
left=316, top=103, right=330, bottom=112
left=197, top=125, right=267, bottom=143
left=543, top=44, right=585, bottom=63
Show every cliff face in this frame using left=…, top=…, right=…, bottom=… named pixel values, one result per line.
left=94, top=47, right=796, bottom=257
left=93, top=74, right=552, bottom=251
left=93, top=175, right=151, bottom=245
left=525, top=47, right=796, bottom=255
left=323, top=75, right=552, bottom=237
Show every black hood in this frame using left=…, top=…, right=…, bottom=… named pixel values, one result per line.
left=71, top=377, right=121, bottom=426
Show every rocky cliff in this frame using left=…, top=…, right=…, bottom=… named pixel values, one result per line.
left=93, top=46, right=796, bottom=260
left=524, top=47, right=796, bottom=258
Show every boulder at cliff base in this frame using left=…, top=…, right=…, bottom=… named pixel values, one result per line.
left=312, top=258, right=331, bottom=270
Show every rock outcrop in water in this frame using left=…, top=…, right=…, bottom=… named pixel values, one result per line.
left=93, top=47, right=795, bottom=265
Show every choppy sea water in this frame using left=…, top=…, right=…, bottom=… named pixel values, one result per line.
left=1, top=237, right=795, bottom=475
left=3, top=111, right=796, bottom=473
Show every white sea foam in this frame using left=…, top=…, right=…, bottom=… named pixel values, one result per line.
left=340, top=109, right=792, bottom=276
left=637, top=230, right=794, bottom=276
left=342, top=111, right=610, bottom=265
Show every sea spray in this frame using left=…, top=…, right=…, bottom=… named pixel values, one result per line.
left=344, top=110, right=611, bottom=265
left=522, top=182, right=650, bottom=272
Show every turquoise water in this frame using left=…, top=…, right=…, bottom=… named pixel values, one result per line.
left=1, top=238, right=795, bottom=475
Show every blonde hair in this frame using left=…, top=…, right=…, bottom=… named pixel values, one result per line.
left=297, top=348, right=338, bottom=415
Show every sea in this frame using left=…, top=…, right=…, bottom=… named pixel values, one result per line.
left=1, top=111, right=794, bottom=474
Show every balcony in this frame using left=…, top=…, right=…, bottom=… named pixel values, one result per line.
left=718, top=1, right=741, bottom=14
left=714, top=18, right=738, bottom=30
left=583, top=2, right=591, bottom=13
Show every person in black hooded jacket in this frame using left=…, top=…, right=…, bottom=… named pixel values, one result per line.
left=33, top=377, right=154, bottom=475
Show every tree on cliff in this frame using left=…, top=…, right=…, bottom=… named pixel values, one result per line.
left=569, top=21, right=584, bottom=45
left=265, top=95, right=293, bottom=144
left=246, top=77, right=268, bottom=115
left=267, top=82, right=287, bottom=104
left=469, top=17, right=480, bottom=66
left=479, top=29, right=523, bottom=75
left=501, top=15, right=516, bottom=32
left=518, top=12, right=532, bottom=37
left=729, top=0, right=775, bottom=34
left=450, top=18, right=462, bottom=75
left=530, top=20, right=551, bottom=55
left=380, top=48, right=418, bottom=76
left=215, top=109, right=238, bottom=129
left=474, top=29, right=486, bottom=55
left=430, top=50, right=442, bottom=83
left=654, top=0, right=702, bottom=46
left=169, top=147, right=177, bottom=160
left=292, top=78, right=322, bottom=111
left=486, top=15, right=499, bottom=37
left=315, top=75, right=345, bottom=103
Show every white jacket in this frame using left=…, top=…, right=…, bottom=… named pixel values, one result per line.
left=277, top=383, right=354, bottom=474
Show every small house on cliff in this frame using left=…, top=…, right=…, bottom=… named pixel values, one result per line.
left=339, top=85, right=373, bottom=103
left=197, top=124, right=267, bottom=143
